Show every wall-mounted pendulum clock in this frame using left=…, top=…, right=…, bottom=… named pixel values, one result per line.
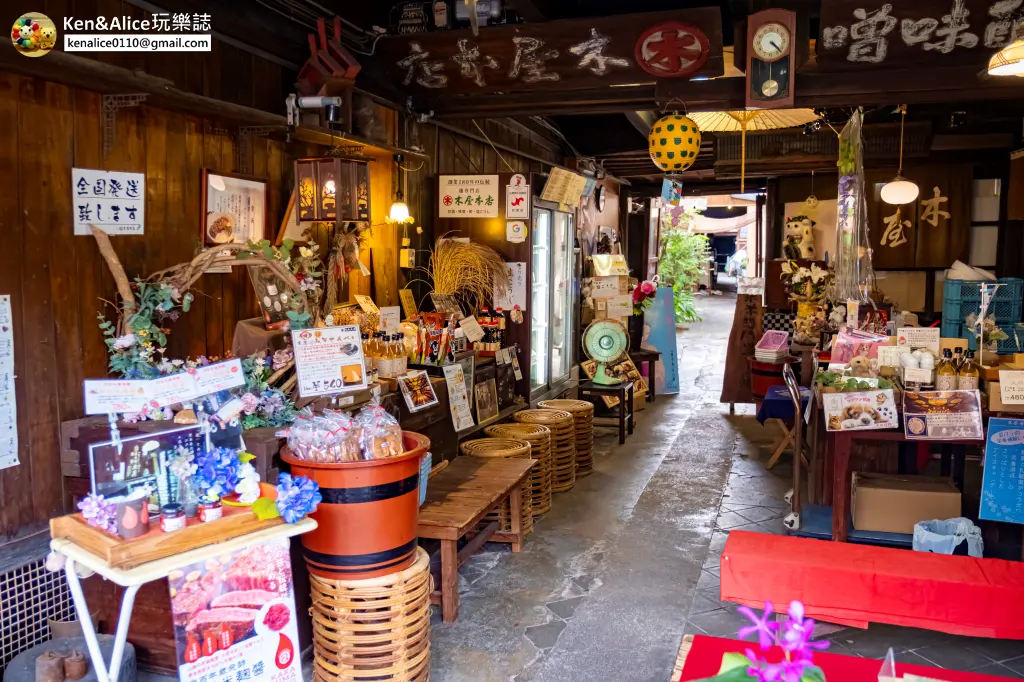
left=745, top=9, right=796, bottom=109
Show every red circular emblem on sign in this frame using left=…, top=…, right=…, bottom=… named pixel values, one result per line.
left=443, top=195, right=454, bottom=206
left=635, top=22, right=710, bottom=78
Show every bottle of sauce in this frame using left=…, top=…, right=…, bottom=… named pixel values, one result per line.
left=493, top=307, right=505, bottom=350
left=935, top=348, right=958, bottom=390
left=958, top=350, right=980, bottom=389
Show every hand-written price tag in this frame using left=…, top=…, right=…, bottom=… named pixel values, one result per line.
left=459, top=316, right=485, bottom=343
left=380, top=306, right=401, bottom=335
left=897, top=327, right=941, bottom=354
left=399, top=289, right=418, bottom=317
left=591, top=277, right=621, bottom=298
left=903, top=367, right=933, bottom=384
left=354, top=295, right=379, bottom=314
left=877, top=345, right=911, bottom=367
left=1000, top=370, right=1024, bottom=404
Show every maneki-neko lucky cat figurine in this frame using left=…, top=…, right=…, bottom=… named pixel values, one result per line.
left=783, top=215, right=816, bottom=260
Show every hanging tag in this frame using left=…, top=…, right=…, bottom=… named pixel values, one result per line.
left=510, top=352, right=523, bottom=381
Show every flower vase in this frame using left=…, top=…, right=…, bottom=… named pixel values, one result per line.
left=627, top=314, right=644, bottom=352
left=178, top=477, right=200, bottom=518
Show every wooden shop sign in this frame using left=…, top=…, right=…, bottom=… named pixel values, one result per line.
left=818, top=0, right=1019, bottom=70
left=376, top=9, right=723, bottom=95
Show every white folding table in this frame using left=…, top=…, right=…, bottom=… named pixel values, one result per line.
left=50, top=518, right=317, bottom=682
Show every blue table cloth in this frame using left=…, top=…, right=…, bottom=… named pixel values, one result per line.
left=756, top=385, right=811, bottom=425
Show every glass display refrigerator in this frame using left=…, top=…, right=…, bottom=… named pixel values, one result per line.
left=530, top=200, right=576, bottom=397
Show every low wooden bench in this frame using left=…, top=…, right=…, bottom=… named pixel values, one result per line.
left=418, top=456, right=536, bottom=623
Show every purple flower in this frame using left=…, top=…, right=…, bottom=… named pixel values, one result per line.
left=275, top=473, right=321, bottom=524
left=738, top=602, right=779, bottom=650
left=112, top=334, right=136, bottom=350
left=240, top=392, right=260, bottom=415
left=781, top=601, right=828, bottom=656
left=746, top=650, right=812, bottom=682
left=78, top=494, right=117, bottom=534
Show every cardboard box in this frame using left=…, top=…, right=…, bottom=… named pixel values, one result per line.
left=851, top=472, right=961, bottom=535
left=984, top=381, right=1024, bottom=414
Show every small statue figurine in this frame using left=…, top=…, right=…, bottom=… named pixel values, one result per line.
left=783, top=215, right=816, bottom=260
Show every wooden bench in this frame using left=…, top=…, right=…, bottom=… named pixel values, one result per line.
left=418, top=456, right=536, bottom=623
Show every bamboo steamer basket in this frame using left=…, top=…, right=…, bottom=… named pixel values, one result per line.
left=460, top=438, right=534, bottom=535
left=538, top=399, right=595, bottom=477
left=484, top=423, right=553, bottom=516
left=310, top=547, right=431, bottom=682
left=514, top=409, right=575, bottom=493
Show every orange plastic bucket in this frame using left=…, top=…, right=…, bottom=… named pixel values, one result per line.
left=281, top=431, right=429, bottom=580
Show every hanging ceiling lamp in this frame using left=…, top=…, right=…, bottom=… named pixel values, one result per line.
left=989, top=38, right=1024, bottom=76
left=387, top=153, right=414, bottom=224
left=648, top=111, right=702, bottom=174
left=880, top=104, right=920, bottom=205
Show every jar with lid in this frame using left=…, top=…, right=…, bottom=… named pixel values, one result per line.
left=198, top=499, right=223, bottom=523
left=160, top=504, right=187, bottom=532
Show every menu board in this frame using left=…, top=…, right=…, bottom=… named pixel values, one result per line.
left=980, top=418, right=1024, bottom=524
left=903, top=390, right=984, bottom=440
left=540, top=168, right=587, bottom=209
left=168, top=538, right=302, bottom=682
left=291, top=325, right=366, bottom=397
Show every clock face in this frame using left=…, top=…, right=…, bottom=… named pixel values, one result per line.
left=752, top=22, right=790, bottom=62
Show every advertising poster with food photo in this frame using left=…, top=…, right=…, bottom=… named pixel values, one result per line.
left=168, top=538, right=301, bottom=682
left=903, top=390, right=984, bottom=441
left=822, top=390, right=899, bottom=432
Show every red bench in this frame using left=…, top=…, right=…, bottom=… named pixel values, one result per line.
left=720, top=530, right=1024, bottom=639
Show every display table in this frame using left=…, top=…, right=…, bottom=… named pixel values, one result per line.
left=629, top=349, right=661, bottom=402
left=756, top=385, right=811, bottom=470
left=578, top=380, right=634, bottom=445
left=50, top=518, right=316, bottom=682
left=674, top=634, right=1016, bottom=681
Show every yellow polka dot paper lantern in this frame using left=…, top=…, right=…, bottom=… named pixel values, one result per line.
left=648, top=114, right=701, bottom=173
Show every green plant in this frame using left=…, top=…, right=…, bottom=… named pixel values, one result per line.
left=658, top=229, right=708, bottom=324
left=98, top=279, right=193, bottom=378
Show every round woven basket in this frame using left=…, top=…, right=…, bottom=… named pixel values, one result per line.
left=538, top=399, right=595, bottom=477
left=484, top=423, right=553, bottom=516
left=310, top=547, right=431, bottom=682
left=514, top=409, right=576, bottom=493
left=460, top=438, right=534, bottom=535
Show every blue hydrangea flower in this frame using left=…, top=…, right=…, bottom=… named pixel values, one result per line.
left=192, top=447, right=240, bottom=498
left=276, top=473, right=322, bottom=524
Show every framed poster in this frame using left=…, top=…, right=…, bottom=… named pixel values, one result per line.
left=903, top=390, right=984, bottom=441
left=474, top=378, right=499, bottom=423
left=202, top=170, right=268, bottom=247
left=642, top=286, right=679, bottom=395
left=88, top=425, right=204, bottom=503
left=822, top=390, right=899, bottom=432
left=168, top=538, right=302, bottom=682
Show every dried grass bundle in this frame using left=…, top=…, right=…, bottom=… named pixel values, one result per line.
left=425, top=236, right=509, bottom=312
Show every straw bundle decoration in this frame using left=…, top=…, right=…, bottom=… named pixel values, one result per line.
left=419, top=235, right=509, bottom=312
left=514, top=409, right=576, bottom=493
left=460, top=438, right=534, bottom=536
left=485, top=422, right=553, bottom=516
left=310, top=548, right=431, bottom=682
left=539, top=399, right=595, bottom=477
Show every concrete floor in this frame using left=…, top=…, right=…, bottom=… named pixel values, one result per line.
left=428, top=289, right=1024, bottom=681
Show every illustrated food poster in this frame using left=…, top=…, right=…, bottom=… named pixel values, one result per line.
left=169, top=538, right=302, bottom=682
left=641, top=286, right=679, bottom=395
left=980, top=418, right=1024, bottom=525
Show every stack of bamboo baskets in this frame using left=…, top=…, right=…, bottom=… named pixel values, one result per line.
left=460, top=437, right=534, bottom=535
left=538, top=399, right=595, bottom=477
left=514, top=409, right=576, bottom=493
left=484, top=422, right=553, bottom=516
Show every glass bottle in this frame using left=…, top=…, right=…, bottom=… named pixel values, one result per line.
left=952, top=346, right=964, bottom=373
left=362, top=332, right=374, bottom=373
left=958, top=350, right=980, bottom=390
left=393, top=335, right=408, bottom=377
left=935, top=348, right=958, bottom=391
left=479, top=307, right=491, bottom=351
left=494, top=307, right=505, bottom=350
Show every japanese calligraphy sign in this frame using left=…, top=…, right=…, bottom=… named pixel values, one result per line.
left=819, top=0, right=1019, bottom=68
left=291, top=325, right=366, bottom=397
left=980, top=418, right=1024, bottom=524
left=0, top=297, right=16, bottom=470
left=493, top=262, right=527, bottom=312
left=169, top=538, right=303, bottom=682
left=73, top=169, right=145, bottom=236
left=377, top=9, right=723, bottom=95
left=439, top=175, right=499, bottom=218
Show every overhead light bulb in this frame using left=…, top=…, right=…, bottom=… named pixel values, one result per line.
left=387, top=191, right=412, bottom=224
left=881, top=104, right=920, bottom=205
left=988, top=39, right=1024, bottom=76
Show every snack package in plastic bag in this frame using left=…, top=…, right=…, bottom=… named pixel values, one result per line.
left=355, top=397, right=404, bottom=459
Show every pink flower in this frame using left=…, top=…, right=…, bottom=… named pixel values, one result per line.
left=632, top=288, right=644, bottom=304
left=241, top=393, right=260, bottom=415
left=640, top=281, right=657, bottom=296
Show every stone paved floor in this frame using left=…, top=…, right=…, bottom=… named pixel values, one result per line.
left=428, top=291, right=1024, bottom=681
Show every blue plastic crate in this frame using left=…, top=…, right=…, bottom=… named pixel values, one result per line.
left=942, top=297, right=1023, bottom=326
left=951, top=322, right=1024, bottom=354
left=942, top=277, right=1024, bottom=305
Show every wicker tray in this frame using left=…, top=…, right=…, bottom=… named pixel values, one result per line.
left=461, top=438, right=534, bottom=535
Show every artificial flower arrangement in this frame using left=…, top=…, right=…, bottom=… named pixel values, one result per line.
left=694, top=601, right=827, bottom=682
left=965, top=312, right=1009, bottom=352
left=779, top=261, right=833, bottom=304
left=239, top=351, right=298, bottom=430
left=77, top=446, right=321, bottom=538
left=631, top=279, right=658, bottom=315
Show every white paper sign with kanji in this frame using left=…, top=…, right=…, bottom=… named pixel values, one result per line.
left=494, top=262, right=527, bottom=311
left=73, top=168, right=145, bottom=236
left=439, top=175, right=499, bottom=218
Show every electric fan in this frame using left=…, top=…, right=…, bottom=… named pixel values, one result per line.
left=582, top=319, right=629, bottom=385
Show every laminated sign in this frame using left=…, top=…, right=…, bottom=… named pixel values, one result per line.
left=168, top=538, right=303, bottom=682
left=439, top=175, right=499, bottom=218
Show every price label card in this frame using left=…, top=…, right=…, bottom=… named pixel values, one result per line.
left=354, top=295, right=379, bottom=314
left=443, top=363, right=475, bottom=431
left=897, top=327, right=941, bottom=354
left=145, top=372, right=199, bottom=409
left=877, top=346, right=911, bottom=367
left=380, top=306, right=402, bottom=335
left=399, top=289, right=418, bottom=317
left=903, top=367, right=933, bottom=384
left=83, top=379, right=149, bottom=415
left=605, top=295, right=632, bottom=320
left=192, top=358, right=245, bottom=395
left=1000, top=370, right=1024, bottom=404
left=591, top=277, right=621, bottom=298
left=459, top=316, right=485, bottom=343
left=292, top=325, right=367, bottom=397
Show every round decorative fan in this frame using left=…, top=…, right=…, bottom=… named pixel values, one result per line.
left=583, top=319, right=629, bottom=385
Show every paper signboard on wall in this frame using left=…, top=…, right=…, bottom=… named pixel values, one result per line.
left=494, top=262, right=527, bottom=311
left=439, top=175, right=499, bottom=218
left=506, top=186, right=530, bottom=219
